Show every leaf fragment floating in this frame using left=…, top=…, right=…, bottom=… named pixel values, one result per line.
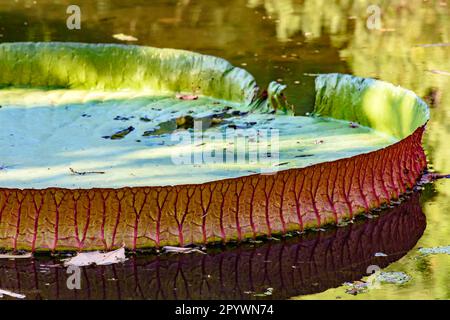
left=112, top=33, right=138, bottom=42
left=344, top=281, right=368, bottom=295
left=418, top=245, right=450, bottom=256
left=420, top=173, right=450, bottom=184
left=374, top=252, right=388, bottom=257
left=426, top=69, right=450, bottom=76
left=103, top=126, right=135, bottom=140
left=253, top=287, right=273, bottom=297
left=376, top=271, right=410, bottom=285
left=0, top=252, right=33, bottom=259
left=416, top=42, right=450, bottom=48
left=63, top=247, right=127, bottom=267
left=0, top=288, right=26, bottom=299
left=163, top=246, right=206, bottom=255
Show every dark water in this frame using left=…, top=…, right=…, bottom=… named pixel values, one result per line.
left=0, top=0, right=449, bottom=299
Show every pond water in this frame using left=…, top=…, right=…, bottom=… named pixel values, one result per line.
left=0, top=0, right=449, bottom=299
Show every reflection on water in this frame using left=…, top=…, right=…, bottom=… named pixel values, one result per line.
left=0, top=0, right=449, bottom=299
left=0, top=193, right=425, bottom=300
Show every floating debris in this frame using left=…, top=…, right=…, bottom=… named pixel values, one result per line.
left=253, top=287, right=273, bottom=297
left=248, top=239, right=263, bottom=244
left=337, top=220, right=351, bottom=227
left=418, top=245, right=450, bottom=256
left=419, top=173, right=450, bottom=185
left=114, top=115, right=132, bottom=121
left=0, top=252, right=33, bottom=259
left=344, top=281, right=368, bottom=295
left=423, top=87, right=441, bottom=107
left=63, top=247, right=127, bottom=267
left=113, top=33, right=138, bottom=41
left=426, top=69, right=450, bottom=76
left=140, top=116, right=152, bottom=122
left=163, top=246, right=206, bottom=255
left=70, top=168, right=105, bottom=176
left=376, top=271, right=410, bottom=285
left=344, top=271, right=410, bottom=295
left=176, top=115, right=194, bottom=129
left=103, top=126, right=135, bottom=140
left=416, top=42, right=450, bottom=48
left=374, top=252, right=388, bottom=257
left=143, top=116, right=195, bottom=136
left=0, top=288, right=26, bottom=299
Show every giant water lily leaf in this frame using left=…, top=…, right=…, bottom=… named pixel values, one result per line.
left=0, top=43, right=429, bottom=251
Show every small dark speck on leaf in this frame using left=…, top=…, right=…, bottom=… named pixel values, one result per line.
left=140, top=116, right=151, bottom=122
left=142, top=130, right=155, bottom=137
left=114, top=115, right=132, bottom=121
left=104, top=126, right=135, bottom=140
left=70, top=168, right=105, bottom=176
left=231, top=110, right=248, bottom=117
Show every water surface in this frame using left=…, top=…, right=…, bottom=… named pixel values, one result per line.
left=0, top=0, right=448, bottom=299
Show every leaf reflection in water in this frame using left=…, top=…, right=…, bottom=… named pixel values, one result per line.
left=0, top=192, right=425, bottom=300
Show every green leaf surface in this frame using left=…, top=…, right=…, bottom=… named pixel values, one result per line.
left=0, top=42, right=429, bottom=189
